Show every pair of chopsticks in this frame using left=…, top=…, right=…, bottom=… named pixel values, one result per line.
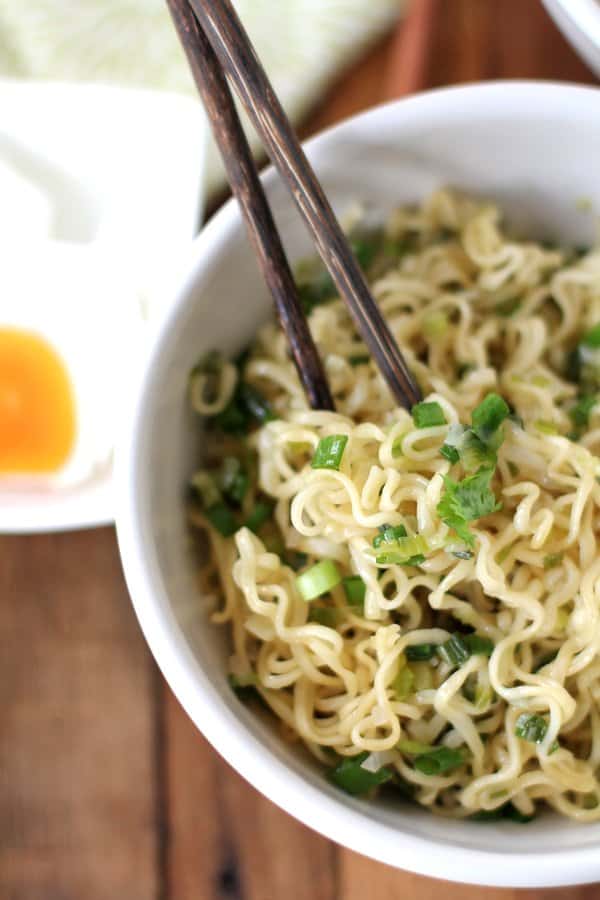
left=166, top=0, right=421, bottom=412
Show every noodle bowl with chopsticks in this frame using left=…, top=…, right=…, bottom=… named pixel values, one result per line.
left=187, top=189, right=600, bottom=822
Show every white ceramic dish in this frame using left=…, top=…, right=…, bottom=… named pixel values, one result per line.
left=543, top=0, right=600, bottom=76
left=0, top=80, right=206, bottom=534
left=116, top=82, right=600, bottom=887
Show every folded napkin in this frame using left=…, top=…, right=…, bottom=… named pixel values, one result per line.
left=0, top=0, right=405, bottom=194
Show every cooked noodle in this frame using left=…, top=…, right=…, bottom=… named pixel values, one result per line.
left=189, top=189, right=600, bottom=821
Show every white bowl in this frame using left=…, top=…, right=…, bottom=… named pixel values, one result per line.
left=543, top=0, right=600, bottom=77
left=116, top=82, right=600, bottom=888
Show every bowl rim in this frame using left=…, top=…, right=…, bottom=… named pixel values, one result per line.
left=116, top=80, right=600, bottom=887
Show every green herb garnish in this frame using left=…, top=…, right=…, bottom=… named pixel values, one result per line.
left=406, top=643, right=437, bottom=661
left=413, top=747, right=465, bottom=775
left=437, top=467, right=501, bottom=547
left=412, top=401, right=446, bottom=428
left=295, top=559, right=341, bottom=601
left=329, top=752, right=393, bottom=795
left=515, top=713, right=548, bottom=744
left=311, top=434, right=349, bottom=470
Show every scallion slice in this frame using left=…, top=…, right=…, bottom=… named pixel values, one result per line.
left=311, top=434, right=348, bottom=470
left=438, top=634, right=470, bottom=666
left=471, top=393, right=510, bottom=444
left=342, top=575, right=366, bottom=611
left=438, top=632, right=494, bottom=667
left=413, top=747, right=465, bottom=775
left=412, top=401, right=446, bottom=428
left=206, top=503, right=238, bottom=537
left=295, top=559, right=341, bottom=601
left=406, top=643, right=437, bottom=661
left=328, top=751, right=393, bottom=795
left=515, top=713, right=548, bottom=744
left=220, top=457, right=249, bottom=505
left=440, top=444, right=460, bottom=464
left=464, top=634, right=494, bottom=657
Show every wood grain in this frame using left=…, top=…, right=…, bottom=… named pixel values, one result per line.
left=1, top=2, right=599, bottom=899
left=0, top=530, right=158, bottom=899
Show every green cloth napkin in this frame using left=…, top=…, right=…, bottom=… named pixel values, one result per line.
left=0, top=0, right=404, bottom=193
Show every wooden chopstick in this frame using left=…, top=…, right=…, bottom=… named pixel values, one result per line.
left=186, top=0, right=422, bottom=411
left=166, top=0, right=334, bottom=412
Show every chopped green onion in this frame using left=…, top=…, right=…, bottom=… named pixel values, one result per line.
left=534, top=420, right=559, bottom=435
left=458, top=430, right=497, bottom=472
left=406, top=643, right=437, bottom=661
left=464, top=634, right=494, bottom=657
left=438, top=634, right=470, bottom=666
left=515, top=713, right=548, bottom=744
left=437, top=468, right=501, bottom=547
left=471, top=393, right=510, bottom=445
left=438, top=632, right=494, bottom=667
left=311, top=434, right=348, bottom=470
left=397, top=739, right=435, bottom=755
left=412, top=401, right=446, bottom=428
left=244, top=502, right=273, bottom=534
left=220, top=457, right=249, bottom=505
left=328, top=751, right=393, bottom=795
left=342, top=576, right=366, bottom=611
left=392, top=665, right=415, bottom=699
left=349, top=354, right=370, bottom=367
left=372, top=523, right=407, bottom=548
left=374, top=534, right=429, bottom=566
left=440, top=444, right=460, bottom=464
left=413, top=747, right=465, bottom=775
left=422, top=311, right=449, bottom=339
left=206, top=503, right=238, bottom=537
left=296, top=559, right=341, bottom=601
left=214, top=381, right=275, bottom=433
left=543, top=552, right=564, bottom=570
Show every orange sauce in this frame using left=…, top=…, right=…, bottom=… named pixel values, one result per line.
left=0, top=327, right=76, bottom=474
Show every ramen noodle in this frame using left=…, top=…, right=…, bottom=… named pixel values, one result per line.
left=187, top=189, right=600, bottom=822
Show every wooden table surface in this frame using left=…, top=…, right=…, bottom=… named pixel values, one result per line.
left=2, top=2, right=598, bottom=898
